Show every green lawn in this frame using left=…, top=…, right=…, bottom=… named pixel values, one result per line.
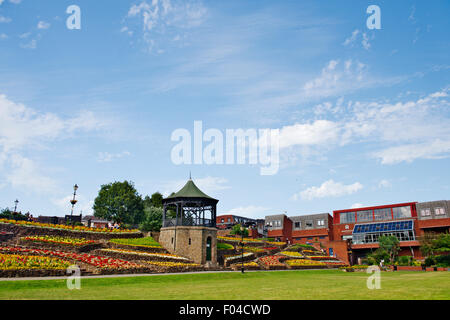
left=109, top=236, right=161, bottom=247
left=0, top=270, right=449, bottom=300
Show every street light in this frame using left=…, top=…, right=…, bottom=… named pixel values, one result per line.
left=13, top=199, right=19, bottom=213
left=240, top=225, right=245, bottom=274
left=70, top=184, right=79, bottom=217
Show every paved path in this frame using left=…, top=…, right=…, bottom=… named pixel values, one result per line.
left=0, top=268, right=329, bottom=282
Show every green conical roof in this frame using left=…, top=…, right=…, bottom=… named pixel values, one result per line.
left=165, top=179, right=217, bottom=200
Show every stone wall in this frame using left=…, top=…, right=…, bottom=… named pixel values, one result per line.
left=159, top=226, right=217, bottom=265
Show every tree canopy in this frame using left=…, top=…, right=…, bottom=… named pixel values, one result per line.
left=93, top=181, right=144, bottom=225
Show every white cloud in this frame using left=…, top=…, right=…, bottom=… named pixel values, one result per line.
left=0, top=16, right=11, bottom=23
left=9, top=0, right=22, bottom=4
left=0, top=94, right=104, bottom=152
left=52, top=195, right=94, bottom=216
left=351, top=203, right=364, bottom=209
left=0, top=33, right=7, bottom=40
left=124, top=0, right=207, bottom=52
left=343, top=29, right=359, bottom=46
left=378, top=179, right=391, bottom=188
left=226, top=205, right=271, bottom=219
left=6, top=154, right=57, bottom=193
left=277, top=120, right=340, bottom=149
left=0, top=95, right=109, bottom=194
left=294, top=179, right=363, bottom=201
left=97, top=151, right=131, bottom=163
left=373, top=140, right=450, bottom=164
left=37, top=21, right=51, bottom=29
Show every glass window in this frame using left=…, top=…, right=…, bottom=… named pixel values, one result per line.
left=435, top=207, right=445, bottom=215
left=357, top=210, right=373, bottom=222
left=317, top=219, right=325, bottom=226
left=294, top=222, right=300, bottom=229
left=421, top=209, right=431, bottom=217
left=221, top=219, right=224, bottom=223
left=374, top=208, right=391, bottom=221
left=340, top=212, right=355, bottom=224
left=305, top=220, right=313, bottom=228
left=393, top=206, right=412, bottom=219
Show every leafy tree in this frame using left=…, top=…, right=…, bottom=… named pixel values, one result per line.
left=139, top=206, right=163, bottom=232
left=93, top=181, right=144, bottom=225
left=378, top=235, right=400, bottom=263
left=230, top=224, right=249, bottom=237
left=367, top=248, right=390, bottom=265
left=432, top=233, right=450, bottom=253
left=150, top=192, right=163, bottom=208
left=0, top=208, right=28, bottom=221
left=420, top=232, right=438, bottom=258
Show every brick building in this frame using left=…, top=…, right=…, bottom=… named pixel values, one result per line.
left=264, top=200, right=450, bottom=265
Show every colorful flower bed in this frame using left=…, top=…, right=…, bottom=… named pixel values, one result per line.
left=0, top=253, right=71, bottom=270
left=218, top=236, right=263, bottom=243
left=98, top=248, right=190, bottom=262
left=230, top=261, right=261, bottom=271
left=308, top=256, right=336, bottom=260
left=259, top=255, right=287, bottom=269
left=266, top=241, right=286, bottom=246
left=263, top=247, right=278, bottom=250
left=0, top=218, right=139, bottom=234
left=142, top=260, right=204, bottom=272
left=242, top=246, right=266, bottom=253
left=144, top=261, right=199, bottom=267
left=0, top=246, right=144, bottom=272
left=21, top=235, right=96, bottom=246
left=280, top=251, right=304, bottom=257
left=285, top=259, right=326, bottom=269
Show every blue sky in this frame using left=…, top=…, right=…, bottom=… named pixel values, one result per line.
left=0, top=0, right=449, bottom=219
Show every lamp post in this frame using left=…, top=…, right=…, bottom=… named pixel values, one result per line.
left=13, top=199, right=19, bottom=213
left=240, top=225, right=245, bottom=274
left=70, top=184, right=79, bottom=218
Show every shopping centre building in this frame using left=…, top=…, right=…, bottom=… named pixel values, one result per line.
left=264, top=200, right=450, bottom=264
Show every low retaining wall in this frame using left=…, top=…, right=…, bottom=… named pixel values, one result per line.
left=18, top=239, right=103, bottom=253
left=107, top=242, right=166, bottom=254
left=92, top=249, right=192, bottom=263
left=0, top=269, right=68, bottom=278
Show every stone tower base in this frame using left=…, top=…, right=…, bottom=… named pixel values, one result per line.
left=159, top=226, right=217, bottom=265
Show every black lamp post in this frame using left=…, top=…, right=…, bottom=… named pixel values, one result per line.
left=13, top=199, right=19, bottom=213
left=70, top=184, right=79, bottom=217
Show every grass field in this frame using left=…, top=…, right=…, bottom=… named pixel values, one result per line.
left=0, top=270, right=449, bottom=300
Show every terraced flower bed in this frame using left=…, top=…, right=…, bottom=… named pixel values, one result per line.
left=19, top=235, right=102, bottom=253
left=142, top=261, right=204, bottom=273
left=97, top=248, right=190, bottom=262
left=0, top=219, right=142, bottom=240
left=258, top=255, right=287, bottom=270
left=0, top=253, right=72, bottom=277
left=0, top=246, right=148, bottom=274
left=285, top=259, right=327, bottom=269
left=224, top=252, right=255, bottom=267
left=230, top=261, right=261, bottom=271
left=308, top=256, right=338, bottom=260
left=280, top=251, right=304, bottom=258
left=217, top=236, right=264, bottom=246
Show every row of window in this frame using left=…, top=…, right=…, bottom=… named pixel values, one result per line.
left=352, top=230, right=416, bottom=244
left=420, top=207, right=446, bottom=217
left=339, top=206, right=412, bottom=224
left=293, top=219, right=325, bottom=229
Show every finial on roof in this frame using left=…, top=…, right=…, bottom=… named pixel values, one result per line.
left=189, top=171, right=192, bottom=180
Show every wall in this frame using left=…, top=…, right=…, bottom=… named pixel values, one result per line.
left=159, top=226, right=217, bottom=265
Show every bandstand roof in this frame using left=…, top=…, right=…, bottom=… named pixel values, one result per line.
left=164, top=179, right=218, bottom=202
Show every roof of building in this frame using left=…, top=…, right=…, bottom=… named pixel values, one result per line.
left=165, top=179, right=218, bottom=201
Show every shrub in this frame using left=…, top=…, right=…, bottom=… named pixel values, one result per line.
left=424, top=256, right=436, bottom=267
left=435, top=254, right=450, bottom=267
left=397, top=255, right=412, bottom=266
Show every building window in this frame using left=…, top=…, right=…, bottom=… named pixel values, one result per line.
left=435, top=207, right=445, bottom=216
left=340, top=212, right=355, bottom=224
left=294, top=222, right=300, bottom=229
left=317, top=219, right=325, bottom=226
left=189, top=238, right=191, bottom=245
left=275, top=220, right=281, bottom=227
left=393, top=206, right=412, bottom=219
left=421, top=209, right=431, bottom=217
left=227, top=218, right=231, bottom=222
left=305, top=220, right=313, bottom=228
left=221, top=219, right=224, bottom=223
left=356, top=210, right=372, bottom=222
left=374, top=208, right=391, bottom=221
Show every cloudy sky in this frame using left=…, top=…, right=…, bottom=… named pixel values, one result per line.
left=0, top=0, right=449, bottom=219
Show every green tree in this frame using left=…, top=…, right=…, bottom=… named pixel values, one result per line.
left=139, top=206, right=163, bottom=232
left=149, top=192, right=163, bottom=208
left=230, top=224, right=249, bottom=237
left=93, top=181, right=144, bottom=225
left=420, top=232, right=438, bottom=258
left=378, top=235, right=400, bottom=263
left=431, top=233, right=450, bottom=253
